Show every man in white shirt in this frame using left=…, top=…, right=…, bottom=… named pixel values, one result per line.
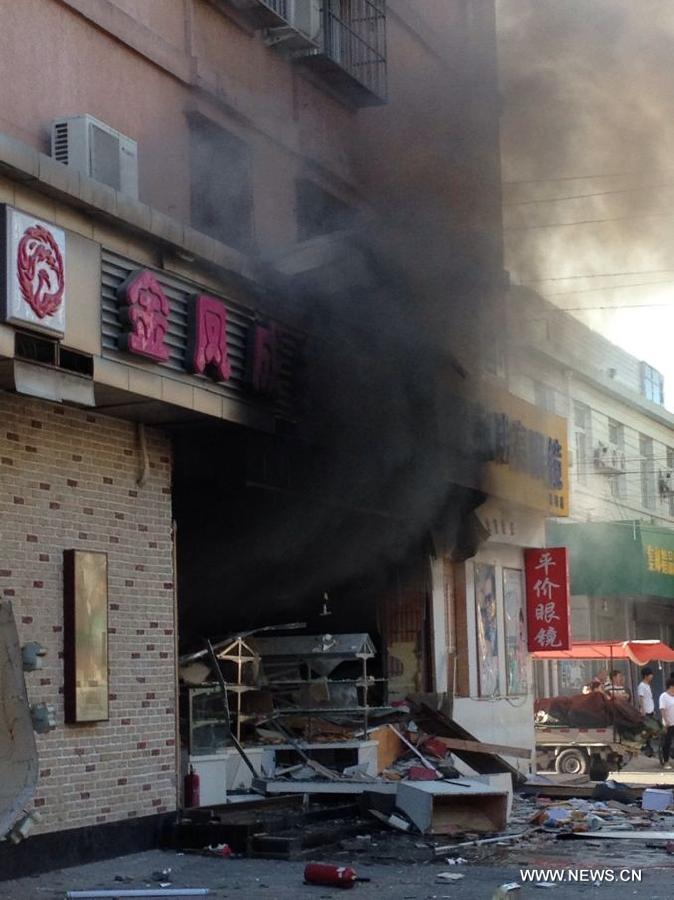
left=638, top=667, right=655, bottom=714
left=638, top=667, right=657, bottom=757
left=658, top=676, right=674, bottom=767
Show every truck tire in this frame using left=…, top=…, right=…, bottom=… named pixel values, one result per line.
left=555, top=748, right=589, bottom=776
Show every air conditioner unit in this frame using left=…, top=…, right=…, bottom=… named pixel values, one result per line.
left=286, top=0, right=322, bottom=43
left=659, top=470, right=674, bottom=497
left=593, top=441, right=626, bottom=475
left=51, top=115, right=139, bottom=199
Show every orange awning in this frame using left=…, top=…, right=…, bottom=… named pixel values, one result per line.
left=532, top=640, right=674, bottom=665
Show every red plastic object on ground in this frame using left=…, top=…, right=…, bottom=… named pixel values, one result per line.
left=419, top=736, right=448, bottom=759
left=206, top=843, right=232, bottom=857
left=184, top=764, right=200, bottom=808
left=304, top=863, right=359, bottom=888
left=407, top=765, right=440, bottom=780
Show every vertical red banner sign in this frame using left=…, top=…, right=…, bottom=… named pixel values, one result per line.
left=524, top=547, right=571, bottom=651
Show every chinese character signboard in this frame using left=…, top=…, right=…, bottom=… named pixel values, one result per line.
left=2, top=206, right=66, bottom=337
left=524, top=547, right=571, bottom=651
left=481, top=386, right=568, bottom=517
left=110, top=265, right=290, bottom=400
left=645, top=544, right=674, bottom=576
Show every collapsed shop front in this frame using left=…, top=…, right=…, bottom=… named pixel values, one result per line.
left=170, top=233, right=494, bottom=799
left=170, top=408, right=491, bottom=801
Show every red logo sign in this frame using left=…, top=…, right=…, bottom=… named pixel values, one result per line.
left=117, top=270, right=170, bottom=362
left=17, top=224, right=65, bottom=319
left=524, top=547, right=571, bottom=651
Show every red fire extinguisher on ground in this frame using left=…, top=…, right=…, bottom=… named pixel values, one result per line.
left=304, top=863, right=369, bottom=889
left=184, top=764, right=200, bottom=808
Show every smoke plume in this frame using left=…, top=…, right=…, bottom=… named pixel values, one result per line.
left=498, top=0, right=674, bottom=285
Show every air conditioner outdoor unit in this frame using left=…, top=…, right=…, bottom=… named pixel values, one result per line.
left=287, top=0, right=322, bottom=43
left=593, top=441, right=626, bottom=474
left=51, top=115, right=139, bottom=199
left=659, top=470, right=674, bottom=497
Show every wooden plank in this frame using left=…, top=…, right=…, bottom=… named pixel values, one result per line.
left=433, top=735, right=531, bottom=760
left=520, top=782, right=598, bottom=799
left=521, top=780, right=644, bottom=800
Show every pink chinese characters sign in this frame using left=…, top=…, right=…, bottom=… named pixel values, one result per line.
left=524, top=547, right=571, bottom=651
left=117, top=270, right=170, bottom=362
left=188, top=294, right=231, bottom=382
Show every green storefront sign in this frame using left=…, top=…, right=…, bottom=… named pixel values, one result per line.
left=547, top=521, right=674, bottom=599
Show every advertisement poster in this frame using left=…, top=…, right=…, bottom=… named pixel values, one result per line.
left=474, top=562, right=500, bottom=696
left=503, top=568, right=528, bottom=695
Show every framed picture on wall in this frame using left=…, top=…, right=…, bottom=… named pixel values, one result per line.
left=503, top=568, right=528, bottom=695
left=63, top=549, right=109, bottom=723
left=474, top=562, right=500, bottom=696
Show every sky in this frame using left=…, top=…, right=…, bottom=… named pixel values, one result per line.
left=497, top=0, right=674, bottom=412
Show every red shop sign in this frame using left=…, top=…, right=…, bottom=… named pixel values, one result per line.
left=115, top=267, right=283, bottom=395
left=524, top=547, right=571, bottom=651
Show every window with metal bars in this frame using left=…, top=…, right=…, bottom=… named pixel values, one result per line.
left=323, top=0, right=387, bottom=102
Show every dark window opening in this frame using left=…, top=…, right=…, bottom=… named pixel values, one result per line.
left=296, top=178, right=355, bottom=241
left=15, top=332, right=57, bottom=366
left=189, top=117, right=253, bottom=252
left=15, top=332, right=93, bottom=376
left=59, top=348, right=94, bottom=377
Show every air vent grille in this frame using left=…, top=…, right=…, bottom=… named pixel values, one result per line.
left=52, top=121, right=69, bottom=165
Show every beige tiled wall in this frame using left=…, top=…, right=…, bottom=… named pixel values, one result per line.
left=0, top=393, right=176, bottom=834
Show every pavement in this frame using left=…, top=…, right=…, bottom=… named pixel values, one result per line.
left=609, top=753, right=674, bottom=784
left=3, top=845, right=674, bottom=900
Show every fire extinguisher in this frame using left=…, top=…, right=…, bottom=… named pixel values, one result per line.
left=304, top=863, right=369, bottom=889
left=184, top=764, right=200, bottom=808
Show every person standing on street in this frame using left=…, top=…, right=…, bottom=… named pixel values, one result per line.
left=638, top=666, right=657, bottom=756
left=658, top=676, right=674, bottom=768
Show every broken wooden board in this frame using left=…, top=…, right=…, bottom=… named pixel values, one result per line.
left=520, top=780, right=644, bottom=801
left=520, top=782, right=598, bottom=799
left=406, top=698, right=525, bottom=781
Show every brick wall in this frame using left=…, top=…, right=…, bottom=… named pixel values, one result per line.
left=0, top=392, right=176, bottom=835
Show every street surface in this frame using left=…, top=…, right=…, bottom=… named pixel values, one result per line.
left=6, top=762, right=674, bottom=899
left=2, top=847, right=674, bottom=900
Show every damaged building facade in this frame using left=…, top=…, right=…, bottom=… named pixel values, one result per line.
left=505, top=286, right=674, bottom=698
left=0, top=0, right=559, bottom=854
